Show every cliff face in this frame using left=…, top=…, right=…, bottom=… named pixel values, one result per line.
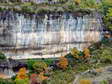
left=0, top=11, right=103, bottom=59
left=0, top=0, right=51, bottom=3
left=20, top=0, right=46, bottom=3
left=0, top=0, right=43, bottom=3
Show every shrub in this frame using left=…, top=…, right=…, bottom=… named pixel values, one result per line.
left=76, top=63, right=92, bottom=72
left=38, top=72, right=48, bottom=83
left=79, top=79, right=92, bottom=84
left=67, top=3, right=75, bottom=12
left=57, top=56, right=68, bottom=70
left=21, top=6, right=33, bottom=13
left=27, top=59, right=36, bottom=70
left=0, top=78, right=15, bottom=84
left=33, top=61, right=47, bottom=73
left=0, top=52, right=6, bottom=60
left=100, top=47, right=112, bottom=63
left=42, top=79, right=48, bottom=84
left=0, top=7, right=4, bottom=12
left=11, top=75, right=17, bottom=80
left=65, top=53, right=75, bottom=67
left=15, top=78, right=29, bottom=84
left=46, top=70, right=74, bottom=84
left=104, top=8, right=112, bottom=31
left=100, top=80, right=108, bottom=84
left=30, top=73, right=39, bottom=84
left=43, top=58, right=54, bottom=65
left=101, top=38, right=110, bottom=45
left=37, top=8, right=49, bottom=14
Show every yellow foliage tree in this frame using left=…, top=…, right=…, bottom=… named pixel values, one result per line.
left=80, top=79, right=92, bottom=84
left=58, top=56, right=68, bottom=70
left=83, top=48, right=90, bottom=58
left=15, top=67, right=29, bottom=84
left=74, top=0, right=81, bottom=5
left=71, top=48, right=80, bottom=58
left=16, top=67, right=28, bottom=79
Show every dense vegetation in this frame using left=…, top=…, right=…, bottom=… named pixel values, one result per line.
left=0, top=0, right=100, bottom=14
left=0, top=0, right=112, bottom=84
left=104, top=8, right=112, bottom=31
left=101, top=0, right=112, bottom=31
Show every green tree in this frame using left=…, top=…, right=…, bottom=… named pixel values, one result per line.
left=33, top=61, right=47, bottom=73
left=104, top=8, right=112, bottom=31
left=27, top=59, right=36, bottom=71
left=0, top=52, right=6, bottom=60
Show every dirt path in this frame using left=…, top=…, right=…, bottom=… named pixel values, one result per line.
left=0, top=73, right=10, bottom=79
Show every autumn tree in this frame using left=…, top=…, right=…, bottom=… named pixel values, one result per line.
left=83, top=48, right=90, bottom=58
left=16, top=67, right=28, bottom=79
left=80, top=79, right=92, bottom=84
left=15, top=67, right=29, bottom=84
left=74, top=0, right=81, bottom=5
left=58, top=56, right=68, bottom=70
left=71, top=48, right=80, bottom=59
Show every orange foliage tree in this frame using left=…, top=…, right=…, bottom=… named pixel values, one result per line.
left=16, top=67, right=28, bottom=79
left=83, top=48, right=90, bottom=58
left=15, top=67, right=29, bottom=84
left=58, top=56, right=68, bottom=70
